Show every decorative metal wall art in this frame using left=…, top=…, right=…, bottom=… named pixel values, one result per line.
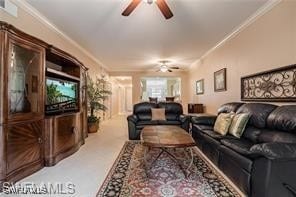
left=241, top=64, right=296, bottom=102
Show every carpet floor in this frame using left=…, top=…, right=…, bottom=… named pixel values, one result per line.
left=97, top=141, right=241, bottom=197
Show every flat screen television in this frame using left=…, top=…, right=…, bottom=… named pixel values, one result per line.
left=45, top=77, right=79, bottom=115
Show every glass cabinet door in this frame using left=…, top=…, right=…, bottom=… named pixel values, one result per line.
left=8, top=39, right=44, bottom=120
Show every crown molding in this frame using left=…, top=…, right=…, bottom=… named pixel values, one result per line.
left=14, top=0, right=109, bottom=71
left=190, top=0, right=282, bottom=69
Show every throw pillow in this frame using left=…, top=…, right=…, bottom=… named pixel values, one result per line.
left=229, top=113, right=250, bottom=138
left=151, top=108, right=166, bottom=121
left=214, top=113, right=235, bottom=136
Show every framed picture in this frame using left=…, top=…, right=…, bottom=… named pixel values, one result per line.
left=196, top=79, right=204, bottom=95
left=214, top=68, right=227, bottom=92
left=241, top=64, right=296, bottom=102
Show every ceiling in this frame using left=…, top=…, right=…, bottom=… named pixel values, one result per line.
left=26, top=0, right=269, bottom=71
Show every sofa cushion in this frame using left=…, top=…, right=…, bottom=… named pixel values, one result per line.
left=242, top=126, right=262, bottom=143
left=193, top=124, right=213, bottom=132
left=151, top=108, right=166, bottom=120
left=191, top=115, right=217, bottom=126
left=158, top=120, right=181, bottom=125
left=137, top=120, right=158, bottom=126
left=267, top=105, right=296, bottom=133
left=221, top=139, right=255, bottom=156
left=258, top=131, right=296, bottom=143
left=202, top=129, right=225, bottom=139
left=134, top=102, right=157, bottom=121
left=218, top=102, right=245, bottom=114
left=158, top=102, right=183, bottom=121
left=200, top=129, right=235, bottom=140
left=250, top=143, right=296, bottom=160
left=229, top=113, right=250, bottom=138
left=236, top=103, right=277, bottom=129
left=214, top=113, right=234, bottom=135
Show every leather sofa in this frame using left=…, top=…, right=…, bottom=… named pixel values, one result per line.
left=191, top=102, right=296, bottom=197
left=127, top=102, right=190, bottom=140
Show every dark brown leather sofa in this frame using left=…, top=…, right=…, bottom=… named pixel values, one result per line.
left=127, top=102, right=190, bottom=140
left=191, top=102, right=296, bottom=197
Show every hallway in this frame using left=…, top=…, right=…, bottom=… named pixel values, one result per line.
left=10, top=116, right=128, bottom=197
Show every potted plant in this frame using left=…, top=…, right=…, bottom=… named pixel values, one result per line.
left=86, top=74, right=112, bottom=133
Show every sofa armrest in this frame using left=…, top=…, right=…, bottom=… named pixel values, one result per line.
left=127, top=114, right=138, bottom=123
left=127, top=115, right=139, bottom=140
left=250, top=143, right=296, bottom=160
left=179, top=115, right=189, bottom=123
left=191, top=114, right=217, bottom=126
left=179, top=115, right=190, bottom=132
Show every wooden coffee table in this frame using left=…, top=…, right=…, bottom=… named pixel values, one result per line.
left=141, top=125, right=196, bottom=178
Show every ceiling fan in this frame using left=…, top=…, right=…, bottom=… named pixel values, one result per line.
left=156, top=61, right=180, bottom=72
left=122, top=0, right=174, bottom=20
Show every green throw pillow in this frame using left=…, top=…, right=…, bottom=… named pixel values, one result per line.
left=229, top=113, right=250, bottom=138
left=214, top=113, right=235, bottom=136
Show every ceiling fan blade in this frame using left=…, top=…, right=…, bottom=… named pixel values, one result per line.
left=168, top=69, right=173, bottom=72
left=122, top=0, right=141, bottom=16
left=170, top=66, right=179, bottom=69
left=156, top=0, right=173, bottom=19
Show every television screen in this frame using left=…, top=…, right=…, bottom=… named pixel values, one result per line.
left=46, top=77, right=78, bottom=114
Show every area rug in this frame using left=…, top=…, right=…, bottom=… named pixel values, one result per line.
left=97, top=141, right=241, bottom=197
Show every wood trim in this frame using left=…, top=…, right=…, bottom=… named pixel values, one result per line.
left=46, top=68, right=80, bottom=81
left=6, top=33, right=45, bottom=123
left=0, top=29, right=6, bottom=124
left=0, top=21, right=88, bottom=71
left=47, top=45, right=84, bottom=68
left=0, top=21, right=48, bottom=48
left=5, top=161, right=44, bottom=183
left=45, top=140, right=84, bottom=167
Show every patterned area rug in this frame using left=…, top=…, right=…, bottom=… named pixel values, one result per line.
left=97, top=141, right=241, bottom=197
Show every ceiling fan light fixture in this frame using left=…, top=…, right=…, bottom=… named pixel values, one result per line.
left=143, top=0, right=156, bottom=4
left=160, top=65, right=168, bottom=72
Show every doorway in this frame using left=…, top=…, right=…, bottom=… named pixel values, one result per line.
left=110, top=76, right=133, bottom=117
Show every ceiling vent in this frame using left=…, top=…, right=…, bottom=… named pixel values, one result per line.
left=0, top=0, right=18, bottom=17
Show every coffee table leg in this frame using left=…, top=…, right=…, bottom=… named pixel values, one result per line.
left=143, top=146, right=165, bottom=178
left=142, top=146, right=195, bottom=179
left=185, top=147, right=194, bottom=177
left=161, top=148, right=188, bottom=178
left=148, top=149, right=164, bottom=170
left=143, top=145, right=150, bottom=178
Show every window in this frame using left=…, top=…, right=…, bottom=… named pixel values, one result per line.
left=140, top=77, right=181, bottom=101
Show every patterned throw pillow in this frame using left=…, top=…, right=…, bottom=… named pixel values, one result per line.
left=214, top=113, right=235, bottom=136
left=229, top=113, right=250, bottom=138
left=151, top=108, right=166, bottom=120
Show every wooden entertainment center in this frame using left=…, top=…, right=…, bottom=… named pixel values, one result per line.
left=0, top=21, right=88, bottom=185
